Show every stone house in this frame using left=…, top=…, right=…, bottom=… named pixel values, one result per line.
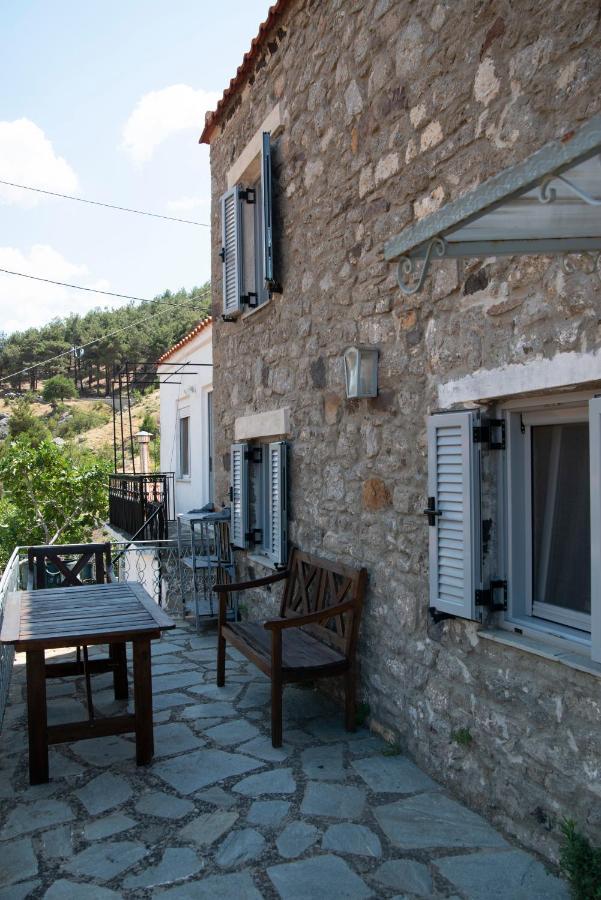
left=200, top=0, right=601, bottom=862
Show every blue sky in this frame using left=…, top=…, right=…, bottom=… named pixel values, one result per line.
left=0, top=0, right=270, bottom=333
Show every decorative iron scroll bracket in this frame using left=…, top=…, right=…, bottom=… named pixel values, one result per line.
left=396, top=237, right=447, bottom=295
left=538, top=173, right=601, bottom=206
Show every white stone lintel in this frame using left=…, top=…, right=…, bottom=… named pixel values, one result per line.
left=234, top=407, right=290, bottom=441
left=438, top=349, right=601, bottom=407
left=227, top=104, right=282, bottom=188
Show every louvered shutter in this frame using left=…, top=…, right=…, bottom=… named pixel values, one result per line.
left=589, top=397, right=601, bottom=662
left=261, top=132, right=275, bottom=289
left=230, top=443, right=249, bottom=549
left=221, top=185, right=243, bottom=317
left=267, top=441, right=288, bottom=566
left=427, top=411, right=481, bottom=619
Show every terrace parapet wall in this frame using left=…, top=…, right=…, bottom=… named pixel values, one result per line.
left=208, top=0, right=601, bottom=862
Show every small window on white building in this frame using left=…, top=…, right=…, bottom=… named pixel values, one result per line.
left=179, top=415, right=190, bottom=478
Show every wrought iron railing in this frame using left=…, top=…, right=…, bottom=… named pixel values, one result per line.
left=108, top=472, right=175, bottom=540
left=0, top=548, right=20, bottom=730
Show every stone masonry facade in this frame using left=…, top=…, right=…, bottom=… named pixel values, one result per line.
left=207, top=0, right=601, bottom=863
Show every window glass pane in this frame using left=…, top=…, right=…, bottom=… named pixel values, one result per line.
left=180, top=417, right=190, bottom=476
left=531, top=422, right=590, bottom=615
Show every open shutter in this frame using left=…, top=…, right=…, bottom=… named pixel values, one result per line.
left=427, top=411, right=481, bottom=619
left=267, top=441, right=288, bottom=566
left=230, top=443, right=249, bottom=549
left=221, top=185, right=243, bottom=317
left=261, top=132, right=276, bottom=290
left=589, top=397, right=601, bottom=662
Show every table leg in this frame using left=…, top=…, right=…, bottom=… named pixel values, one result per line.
left=133, top=638, right=153, bottom=765
left=26, top=649, right=48, bottom=784
left=110, top=642, right=128, bottom=700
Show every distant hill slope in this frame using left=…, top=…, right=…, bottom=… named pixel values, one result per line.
left=0, top=283, right=211, bottom=394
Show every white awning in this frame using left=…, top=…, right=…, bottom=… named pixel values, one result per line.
left=384, top=115, right=601, bottom=294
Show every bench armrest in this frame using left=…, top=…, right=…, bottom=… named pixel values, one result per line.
left=214, top=569, right=289, bottom=594
left=264, top=598, right=356, bottom=631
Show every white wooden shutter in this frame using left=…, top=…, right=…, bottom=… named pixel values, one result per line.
left=221, top=185, right=243, bottom=317
left=230, top=443, right=249, bottom=549
left=261, top=132, right=275, bottom=290
left=427, top=411, right=481, bottom=619
left=589, top=397, right=601, bottom=662
left=267, top=441, right=288, bottom=566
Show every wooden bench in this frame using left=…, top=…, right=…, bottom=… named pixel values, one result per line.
left=215, top=549, right=367, bottom=747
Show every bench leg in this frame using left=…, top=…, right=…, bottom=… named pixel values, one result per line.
left=216, top=630, right=226, bottom=687
left=110, top=642, right=128, bottom=700
left=345, top=667, right=357, bottom=733
left=271, top=675, right=283, bottom=748
left=133, top=638, right=154, bottom=765
left=26, top=649, right=49, bottom=784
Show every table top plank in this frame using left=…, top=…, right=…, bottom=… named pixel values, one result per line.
left=1, top=581, right=174, bottom=648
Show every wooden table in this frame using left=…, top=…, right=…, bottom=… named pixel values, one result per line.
left=0, top=581, right=175, bottom=784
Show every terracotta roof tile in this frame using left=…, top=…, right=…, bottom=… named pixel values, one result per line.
left=157, top=316, right=212, bottom=363
left=199, top=0, right=292, bottom=144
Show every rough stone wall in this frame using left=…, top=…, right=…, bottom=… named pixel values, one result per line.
left=208, top=0, right=601, bottom=862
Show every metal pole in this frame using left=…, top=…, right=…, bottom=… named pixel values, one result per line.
left=118, top=372, right=126, bottom=473
left=125, top=361, right=136, bottom=475
left=111, top=370, right=117, bottom=472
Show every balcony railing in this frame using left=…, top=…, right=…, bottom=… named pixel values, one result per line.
left=0, top=548, right=20, bottom=729
left=108, top=473, right=175, bottom=540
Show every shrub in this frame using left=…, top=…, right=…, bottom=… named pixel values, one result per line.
left=7, top=397, right=51, bottom=446
left=42, top=375, right=78, bottom=405
left=560, top=820, right=601, bottom=900
left=54, top=406, right=110, bottom=438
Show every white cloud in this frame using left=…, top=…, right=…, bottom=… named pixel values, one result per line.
left=166, top=195, right=210, bottom=213
left=0, top=245, right=113, bottom=333
left=122, top=84, right=220, bottom=164
left=0, top=119, right=78, bottom=208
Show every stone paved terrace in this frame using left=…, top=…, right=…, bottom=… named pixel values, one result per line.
left=0, top=624, right=570, bottom=899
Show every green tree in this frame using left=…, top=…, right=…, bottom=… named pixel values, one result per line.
left=42, top=374, right=78, bottom=406
left=0, top=439, right=111, bottom=564
left=7, top=397, right=51, bottom=446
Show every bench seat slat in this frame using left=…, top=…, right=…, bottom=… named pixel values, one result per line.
left=224, top=622, right=346, bottom=673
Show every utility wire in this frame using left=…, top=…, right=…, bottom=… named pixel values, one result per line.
left=0, top=179, right=209, bottom=227
left=0, top=280, right=211, bottom=383
left=0, top=267, right=209, bottom=306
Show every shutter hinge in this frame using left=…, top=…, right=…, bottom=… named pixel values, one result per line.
left=245, top=528, right=263, bottom=545
left=476, top=579, right=507, bottom=611
left=229, top=486, right=233, bottom=501
left=244, top=447, right=263, bottom=463
left=473, top=418, right=505, bottom=450
left=429, top=606, right=456, bottom=623
left=240, top=292, right=258, bottom=308
left=222, top=315, right=237, bottom=323
left=422, top=496, right=442, bottom=527
left=219, top=247, right=225, bottom=262
left=239, top=188, right=256, bottom=204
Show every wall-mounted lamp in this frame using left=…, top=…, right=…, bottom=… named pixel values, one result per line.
left=343, top=346, right=379, bottom=399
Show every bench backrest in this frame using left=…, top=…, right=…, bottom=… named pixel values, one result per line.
left=280, top=549, right=367, bottom=659
left=27, top=542, right=113, bottom=590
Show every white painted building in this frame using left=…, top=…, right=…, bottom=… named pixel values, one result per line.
left=158, top=317, right=214, bottom=516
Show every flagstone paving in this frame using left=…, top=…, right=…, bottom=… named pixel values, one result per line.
left=0, top=623, right=570, bottom=899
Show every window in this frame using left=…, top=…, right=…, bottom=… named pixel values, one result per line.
left=230, top=440, right=288, bottom=566
left=178, top=415, right=190, bottom=478
left=220, top=132, right=278, bottom=318
left=427, top=395, right=601, bottom=664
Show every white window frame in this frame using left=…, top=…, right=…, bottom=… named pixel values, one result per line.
left=501, top=396, right=593, bottom=654
left=177, top=411, right=191, bottom=481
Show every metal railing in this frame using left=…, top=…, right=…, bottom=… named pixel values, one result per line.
left=108, top=472, right=175, bottom=540
left=0, top=548, right=20, bottom=730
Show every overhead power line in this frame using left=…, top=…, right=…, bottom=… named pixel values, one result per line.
left=0, top=278, right=212, bottom=383
left=0, top=179, right=209, bottom=227
left=0, top=267, right=207, bottom=305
